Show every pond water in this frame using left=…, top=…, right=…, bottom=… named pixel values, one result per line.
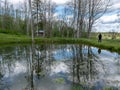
left=0, top=44, right=120, bottom=90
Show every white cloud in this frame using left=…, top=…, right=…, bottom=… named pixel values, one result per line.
left=108, top=3, right=120, bottom=13
left=9, top=0, right=69, bottom=4
left=53, top=13, right=59, bottom=17
left=112, top=3, right=120, bottom=10
left=100, top=14, right=118, bottom=23
left=94, top=0, right=120, bottom=32
left=51, top=0, right=69, bottom=4
left=9, top=0, right=23, bottom=4
left=95, top=21, right=120, bottom=32
left=50, top=62, right=69, bottom=75
left=111, top=0, right=120, bottom=4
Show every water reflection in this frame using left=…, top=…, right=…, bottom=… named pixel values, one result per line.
left=0, top=44, right=120, bottom=90
left=98, top=49, right=101, bottom=54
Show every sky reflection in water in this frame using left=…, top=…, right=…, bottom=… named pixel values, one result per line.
left=0, top=44, right=120, bottom=90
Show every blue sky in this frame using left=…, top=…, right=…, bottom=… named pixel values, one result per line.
left=10, top=0, right=120, bottom=32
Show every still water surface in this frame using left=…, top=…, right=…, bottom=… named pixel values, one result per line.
left=0, top=44, right=120, bottom=90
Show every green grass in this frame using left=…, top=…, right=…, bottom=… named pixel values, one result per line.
left=0, top=33, right=120, bottom=53
left=0, top=33, right=31, bottom=44
left=35, top=37, right=120, bottom=53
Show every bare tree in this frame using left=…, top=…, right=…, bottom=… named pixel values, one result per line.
left=0, top=0, right=4, bottom=30
left=69, top=0, right=88, bottom=38
left=87, top=0, right=110, bottom=38
left=23, top=0, right=30, bottom=36
left=29, top=0, right=34, bottom=42
left=68, top=0, right=110, bottom=38
left=32, top=0, right=56, bottom=37
left=32, top=0, right=41, bottom=37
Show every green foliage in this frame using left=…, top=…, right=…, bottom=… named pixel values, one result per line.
left=0, top=14, right=27, bottom=35
left=81, top=32, right=87, bottom=38
left=51, top=26, right=74, bottom=37
left=52, top=29, right=61, bottom=37
left=0, top=15, right=14, bottom=30
left=0, top=29, right=22, bottom=35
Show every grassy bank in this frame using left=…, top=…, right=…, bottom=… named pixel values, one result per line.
left=0, top=33, right=31, bottom=44
left=35, top=37, right=120, bottom=53
left=0, top=33, right=120, bottom=53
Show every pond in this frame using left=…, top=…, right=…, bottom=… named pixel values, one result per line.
left=0, top=44, right=120, bottom=90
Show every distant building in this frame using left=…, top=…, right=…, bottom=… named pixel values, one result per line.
left=35, top=30, right=45, bottom=37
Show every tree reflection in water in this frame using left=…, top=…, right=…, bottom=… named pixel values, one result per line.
left=71, top=45, right=100, bottom=89
left=0, top=44, right=119, bottom=90
left=25, top=43, right=47, bottom=90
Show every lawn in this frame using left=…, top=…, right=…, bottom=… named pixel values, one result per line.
left=0, top=33, right=120, bottom=53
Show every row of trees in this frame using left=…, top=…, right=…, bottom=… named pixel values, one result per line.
left=71, top=0, right=110, bottom=38
left=0, top=0, right=110, bottom=38
left=0, top=0, right=26, bottom=33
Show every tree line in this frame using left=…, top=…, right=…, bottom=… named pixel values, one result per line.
left=0, top=0, right=110, bottom=38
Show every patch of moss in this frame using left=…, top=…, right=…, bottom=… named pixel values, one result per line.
left=71, top=86, right=84, bottom=90
left=103, top=87, right=116, bottom=90
left=54, top=78, right=65, bottom=84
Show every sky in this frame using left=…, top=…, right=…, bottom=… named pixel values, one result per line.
left=9, top=0, right=69, bottom=4
left=9, top=0, right=120, bottom=32
left=95, top=0, right=120, bottom=32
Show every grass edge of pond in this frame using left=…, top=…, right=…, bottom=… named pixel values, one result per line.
left=0, top=34, right=120, bottom=54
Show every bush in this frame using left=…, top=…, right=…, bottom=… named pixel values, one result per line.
left=0, top=29, right=22, bottom=35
